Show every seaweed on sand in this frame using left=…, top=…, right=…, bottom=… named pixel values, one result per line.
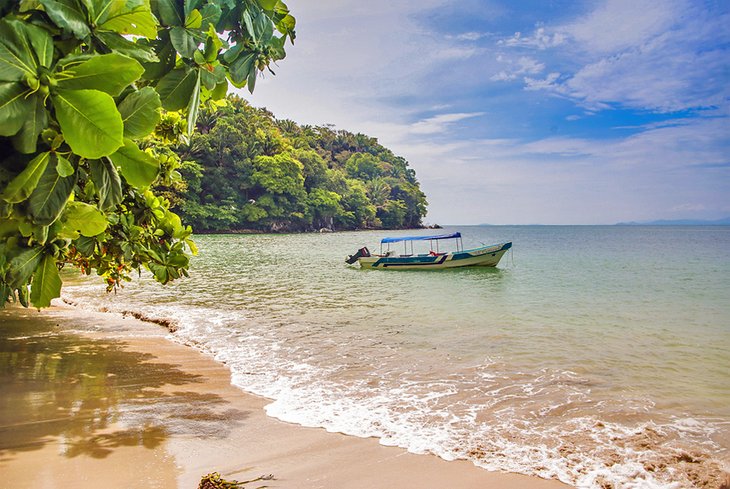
left=198, top=472, right=274, bottom=489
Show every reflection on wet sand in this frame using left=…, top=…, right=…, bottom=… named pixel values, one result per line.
left=0, top=309, right=248, bottom=480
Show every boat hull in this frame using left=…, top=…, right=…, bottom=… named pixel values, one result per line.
left=358, top=242, right=512, bottom=270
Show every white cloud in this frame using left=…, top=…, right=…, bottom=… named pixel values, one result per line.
left=242, top=0, right=457, bottom=129
left=561, top=35, right=730, bottom=112
left=491, top=56, right=545, bottom=81
left=523, top=72, right=561, bottom=91
left=496, top=0, right=730, bottom=113
left=455, top=32, right=486, bottom=41
left=431, top=46, right=481, bottom=60
left=517, top=56, right=545, bottom=74
left=409, top=113, right=485, bottom=135
left=498, top=27, right=566, bottom=50
left=490, top=71, right=513, bottom=82
left=563, top=0, right=685, bottom=54
left=498, top=0, right=686, bottom=54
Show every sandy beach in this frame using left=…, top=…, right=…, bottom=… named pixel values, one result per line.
left=0, top=304, right=571, bottom=489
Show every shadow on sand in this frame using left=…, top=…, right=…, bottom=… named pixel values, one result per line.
left=0, top=310, right=249, bottom=462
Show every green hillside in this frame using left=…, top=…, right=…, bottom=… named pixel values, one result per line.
left=168, top=96, right=428, bottom=232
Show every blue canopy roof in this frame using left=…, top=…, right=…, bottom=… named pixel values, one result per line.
left=381, top=232, right=461, bottom=244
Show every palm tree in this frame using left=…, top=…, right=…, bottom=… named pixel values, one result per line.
left=276, top=118, right=299, bottom=135
left=196, top=107, right=218, bottom=134
left=367, top=178, right=391, bottom=208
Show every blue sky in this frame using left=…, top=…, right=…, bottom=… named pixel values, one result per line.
left=238, top=0, right=730, bottom=224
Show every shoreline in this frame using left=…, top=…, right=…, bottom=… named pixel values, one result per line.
left=0, top=303, right=571, bottom=489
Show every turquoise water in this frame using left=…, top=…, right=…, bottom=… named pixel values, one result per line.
left=62, top=226, right=730, bottom=488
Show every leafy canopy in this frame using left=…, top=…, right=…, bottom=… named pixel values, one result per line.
left=1, top=0, right=295, bottom=308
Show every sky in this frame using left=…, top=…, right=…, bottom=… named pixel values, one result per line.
left=236, top=0, right=730, bottom=225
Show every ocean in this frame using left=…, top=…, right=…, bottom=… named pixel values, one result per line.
left=61, top=225, right=730, bottom=488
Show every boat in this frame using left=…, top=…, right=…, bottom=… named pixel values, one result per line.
left=345, top=232, right=512, bottom=270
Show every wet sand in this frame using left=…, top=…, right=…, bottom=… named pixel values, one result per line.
left=0, top=304, right=571, bottom=489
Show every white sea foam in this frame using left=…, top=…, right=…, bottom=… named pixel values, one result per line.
left=172, top=313, right=727, bottom=488
left=61, top=284, right=728, bottom=488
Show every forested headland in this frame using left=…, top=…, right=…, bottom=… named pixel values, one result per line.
left=0, top=0, right=425, bottom=308
left=165, top=96, right=428, bottom=233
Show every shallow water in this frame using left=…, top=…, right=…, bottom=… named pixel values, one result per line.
left=61, top=225, right=730, bottom=488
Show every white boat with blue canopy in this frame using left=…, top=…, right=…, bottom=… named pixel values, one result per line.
left=345, top=232, right=512, bottom=270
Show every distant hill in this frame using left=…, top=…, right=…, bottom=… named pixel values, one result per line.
left=615, top=217, right=730, bottom=226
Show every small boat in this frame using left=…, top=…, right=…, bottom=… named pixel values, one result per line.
left=345, top=232, right=512, bottom=270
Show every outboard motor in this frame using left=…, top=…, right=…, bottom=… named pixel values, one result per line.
left=345, top=247, right=370, bottom=264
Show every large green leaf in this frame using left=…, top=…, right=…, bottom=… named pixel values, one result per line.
left=184, top=8, right=202, bottom=28
left=275, top=14, right=295, bottom=37
left=52, top=88, right=124, bottom=158
left=6, top=246, right=44, bottom=288
left=249, top=8, right=273, bottom=44
left=186, top=68, right=201, bottom=134
left=0, top=40, right=30, bottom=82
left=200, top=62, right=225, bottom=90
left=94, top=31, right=159, bottom=63
left=210, top=79, right=228, bottom=100
left=156, top=67, right=198, bottom=110
left=1, top=151, right=51, bottom=203
left=29, top=156, right=76, bottom=225
left=247, top=62, right=257, bottom=93
left=257, top=0, right=278, bottom=10
left=184, top=0, right=202, bottom=18
left=55, top=154, right=75, bottom=177
left=170, top=26, right=198, bottom=58
left=56, top=53, right=144, bottom=96
left=27, top=23, right=55, bottom=68
left=152, top=0, right=184, bottom=26
left=203, top=23, right=223, bottom=61
left=59, top=201, right=108, bottom=238
left=89, top=157, right=123, bottom=210
left=267, top=34, right=286, bottom=60
left=0, top=82, right=33, bottom=136
left=222, top=41, right=243, bottom=63
left=199, top=3, right=222, bottom=30
left=78, top=0, right=105, bottom=24
left=118, top=86, right=161, bottom=139
left=0, top=218, right=20, bottom=239
left=0, top=19, right=49, bottom=82
left=73, top=235, right=96, bottom=255
left=110, top=139, right=159, bottom=187
left=12, top=92, right=48, bottom=153
left=99, top=2, right=158, bottom=38
left=30, top=254, right=62, bottom=308
left=228, top=50, right=256, bottom=87
left=39, top=0, right=91, bottom=39
left=16, top=284, right=30, bottom=307
left=242, top=9, right=256, bottom=44
left=140, top=31, right=175, bottom=79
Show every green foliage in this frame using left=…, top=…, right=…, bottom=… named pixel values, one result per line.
left=379, top=199, right=408, bottom=229
left=1, top=0, right=296, bottom=308
left=174, top=96, right=428, bottom=232
left=251, top=153, right=305, bottom=196
left=345, top=153, right=385, bottom=180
